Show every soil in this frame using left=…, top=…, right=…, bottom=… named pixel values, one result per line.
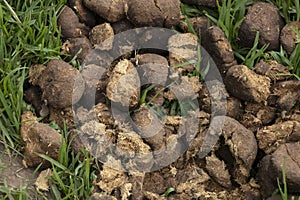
left=202, top=25, right=237, bottom=75
left=127, top=0, right=181, bottom=28
left=280, top=21, right=300, bottom=55
left=69, top=0, right=97, bottom=27
left=238, top=2, right=284, bottom=51
left=84, top=0, right=126, bottom=23
left=225, top=65, right=271, bottom=103
left=89, top=23, right=114, bottom=46
left=62, top=36, right=92, bottom=64
left=181, top=0, right=217, bottom=8
left=254, top=60, right=291, bottom=82
left=0, top=144, right=51, bottom=199
left=257, top=143, right=300, bottom=197
left=106, top=59, right=140, bottom=108
left=58, top=5, right=90, bottom=38
left=10, top=0, right=300, bottom=199
left=21, top=111, right=62, bottom=168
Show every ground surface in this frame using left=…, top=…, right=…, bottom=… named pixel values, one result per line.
left=0, top=0, right=300, bottom=199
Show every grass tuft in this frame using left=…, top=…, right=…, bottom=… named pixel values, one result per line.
left=205, top=0, right=247, bottom=50
left=204, top=0, right=269, bottom=68
left=0, top=0, right=66, bottom=149
left=235, top=31, right=269, bottom=69
left=269, top=0, right=300, bottom=23
left=39, top=125, right=96, bottom=199
left=265, top=27, right=300, bottom=80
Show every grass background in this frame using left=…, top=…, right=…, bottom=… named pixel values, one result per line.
left=0, top=0, right=66, bottom=150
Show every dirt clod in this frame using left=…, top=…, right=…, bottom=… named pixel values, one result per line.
left=49, top=106, right=74, bottom=129
left=35, top=169, right=52, bottom=192
left=198, top=80, right=229, bottom=116
left=143, top=171, right=166, bottom=195
left=106, top=59, right=140, bottom=108
left=185, top=111, right=210, bottom=159
left=240, top=113, right=262, bottom=133
left=257, top=120, right=300, bottom=154
left=168, top=33, right=198, bottom=73
left=238, top=2, right=284, bottom=50
left=254, top=59, right=291, bottom=81
left=127, top=173, right=145, bottom=200
left=240, top=102, right=277, bottom=133
left=116, top=130, right=153, bottom=171
left=96, top=164, right=128, bottom=194
left=226, top=97, right=243, bottom=120
left=17, top=1, right=300, bottom=199
left=205, top=154, right=232, bottom=188
left=143, top=191, right=165, bottom=200
left=225, top=65, right=271, bottom=103
left=29, top=59, right=85, bottom=109
left=132, top=105, right=163, bottom=139
left=111, top=19, right=134, bottom=34
left=127, top=0, right=181, bottom=28
left=269, top=80, right=300, bottom=112
left=89, top=23, right=114, bottom=47
left=181, top=0, right=217, bottom=7
left=175, top=165, right=210, bottom=198
left=21, top=111, right=61, bottom=168
left=62, top=36, right=92, bottom=63
left=94, top=103, right=116, bottom=127
left=202, top=25, right=237, bottom=75
left=90, top=193, right=117, bottom=200
left=23, top=86, right=49, bottom=117
left=179, top=16, right=211, bottom=38
left=76, top=64, right=106, bottom=108
left=280, top=21, right=300, bottom=55
left=136, top=53, right=169, bottom=85
left=168, top=33, right=198, bottom=74
left=244, top=102, right=276, bottom=125
left=164, top=75, right=199, bottom=100
left=58, top=6, right=89, bottom=38
left=132, top=107, right=177, bottom=163
left=207, top=116, right=257, bottom=185
left=258, top=143, right=300, bottom=197
left=69, top=0, right=97, bottom=27
left=70, top=116, right=117, bottom=160
left=83, top=0, right=126, bottom=22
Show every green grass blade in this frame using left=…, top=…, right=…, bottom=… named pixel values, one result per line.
left=37, top=154, right=68, bottom=171
left=50, top=183, right=62, bottom=199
